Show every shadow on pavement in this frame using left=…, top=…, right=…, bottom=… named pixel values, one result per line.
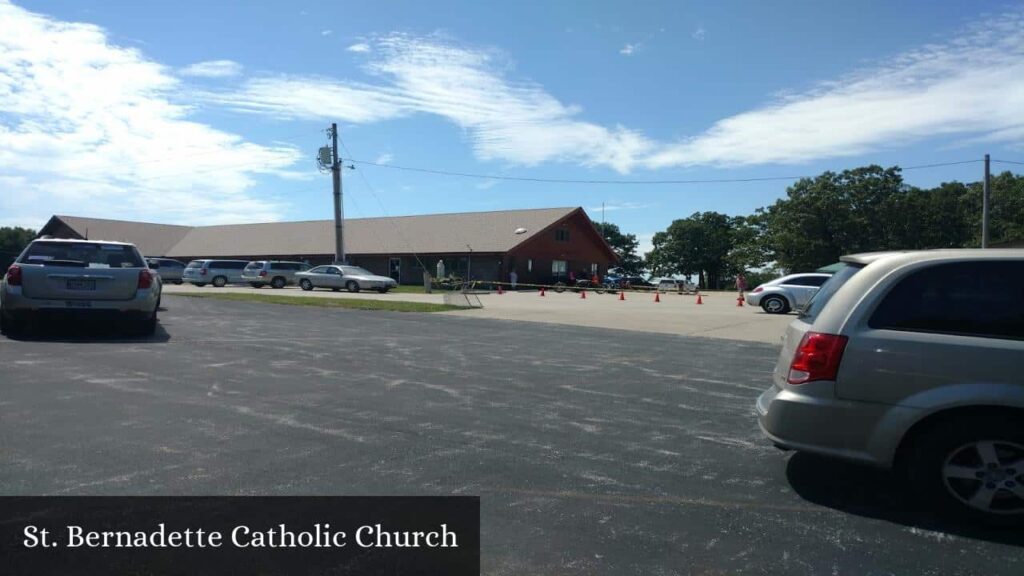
left=4, top=319, right=171, bottom=344
left=786, top=452, right=1024, bottom=547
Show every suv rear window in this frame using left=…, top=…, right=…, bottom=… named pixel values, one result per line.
left=20, top=241, right=144, bottom=268
left=271, top=262, right=300, bottom=271
left=869, top=261, right=1024, bottom=340
left=799, top=263, right=863, bottom=321
left=212, top=261, right=247, bottom=269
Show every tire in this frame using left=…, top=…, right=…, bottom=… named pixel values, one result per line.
left=761, top=295, right=790, bottom=314
left=905, top=415, right=1024, bottom=525
left=250, top=283, right=264, bottom=288
left=345, top=281, right=360, bottom=293
left=173, top=280, right=183, bottom=285
left=212, top=276, right=227, bottom=288
left=554, top=282, right=567, bottom=294
left=299, top=279, right=314, bottom=291
left=271, top=277, right=286, bottom=289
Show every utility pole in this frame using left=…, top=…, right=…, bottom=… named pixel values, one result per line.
left=329, top=123, right=345, bottom=263
left=981, top=153, right=990, bottom=249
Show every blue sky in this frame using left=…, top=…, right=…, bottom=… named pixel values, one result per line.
left=2, top=0, right=1023, bottom=254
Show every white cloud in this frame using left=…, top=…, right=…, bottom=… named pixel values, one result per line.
left=179, top=59, right=243, bottom=78
left=619, top=43, right=637, bottom=56
left=321, top=29, right=332, bottom=36
left=374, top=153, right=393, bottom=165
left=0, top=1, right=300, bottom=227
left=692, top=27, right=705, bottom=42
left=635, top=232, right=656, bottom=259
left=346, top=42, right=371, bottom=53
left=210, top=33, right=656, bottom=172
left=648, top=10, right=1024, bottom=167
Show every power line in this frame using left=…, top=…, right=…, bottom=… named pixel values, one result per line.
left=345, top=158, right=984, bottom=185
left=993, top=159, right=1024, bottom=166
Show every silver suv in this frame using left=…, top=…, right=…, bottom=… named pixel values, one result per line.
left=1, top=239, right=161, bottom=335
left=757, top=249, right=1024, bottom=522
left=241, top=261, right=310, bottom=289
left=181, top=259, right=249, bottom=287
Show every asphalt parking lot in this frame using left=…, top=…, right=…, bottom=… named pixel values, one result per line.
left=1, top=296, right=1021, bottom=575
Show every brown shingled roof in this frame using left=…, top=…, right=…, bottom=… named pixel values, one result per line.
left=45, top=207, right=591, bottom=258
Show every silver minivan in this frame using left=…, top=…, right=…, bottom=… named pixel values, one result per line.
left=240, top=261, right=310, bottom=289
left=181, top=259, right=249, bottom=287
left=757, top=249, right=1024, bottom=522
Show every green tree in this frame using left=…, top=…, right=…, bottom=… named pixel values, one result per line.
left=593, top=221, right=644, bottom=274
left=644, top=212, right=734, bottom=288
left=0, top=226, right=36, bottom=271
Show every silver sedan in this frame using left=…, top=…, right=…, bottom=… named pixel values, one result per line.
left=295, top=265, right=398, bottom=293
left=745, top=273, right=831, bottom=314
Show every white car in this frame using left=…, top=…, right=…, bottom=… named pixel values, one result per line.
left=654, top=278, right=698, bottom=294
left=745, top=273, right=832, bottom=314
left=295, top=265, right=398, bottom=293
left=1, top=238, right=161, bottom=335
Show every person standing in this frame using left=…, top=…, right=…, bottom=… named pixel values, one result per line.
left=509, top=270, right=518, bottom=290
left=736, top=273, right=748, bottom=297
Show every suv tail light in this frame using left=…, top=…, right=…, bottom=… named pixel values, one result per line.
left=751, top=286, right=764, bottom=293
left=787, top=331, right=848, bottom=384
left=5, top=264, right=22, bottom=286
left=259, top=270, right=267, bottom=277
left=199, top=268, right=207, bottom=275
left=138, top=269, right=154, bottom=289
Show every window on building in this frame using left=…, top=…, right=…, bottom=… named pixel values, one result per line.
left=527, top=259, right=533, bottom=272
left=868, top=261, right=1024, bottom=340
left=555, top=229, right=570, bottom=242
left=552, top=260, right=567, bottom=276
left=591, top=263, right=598, bottom=275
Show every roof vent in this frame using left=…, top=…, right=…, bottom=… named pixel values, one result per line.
left=514, top=227, right=527, bottom=235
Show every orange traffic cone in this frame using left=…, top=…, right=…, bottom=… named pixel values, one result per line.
left=619, top=291, right=625, bottom=301
left=696, top=293, right=703, bottom=305
left=654, top=292, right=661, bottom=303
left=580, top=289, right=587, bottom=299
left=736, top=295, right=744, bottom=307
left=540, top=287, right=545, bottom=297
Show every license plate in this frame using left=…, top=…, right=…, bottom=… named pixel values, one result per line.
left=66, top=279, right=96, bottom=291
left=65, top=300, right=92, bottom=308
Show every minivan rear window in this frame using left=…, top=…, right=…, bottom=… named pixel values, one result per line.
left=186, top=261, right=204, bottom=268
left=798, top=263, right=864, bottom=321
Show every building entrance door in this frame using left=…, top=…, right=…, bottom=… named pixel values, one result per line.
left=389, top=257, right=401, bottom=283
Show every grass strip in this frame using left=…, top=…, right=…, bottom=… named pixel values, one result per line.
left=171, top=292, right=465, bottom=313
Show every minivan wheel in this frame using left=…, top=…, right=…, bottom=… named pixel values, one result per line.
left=271, top=277, right=286, bottom=289
left=761, top=296, right=789, bottom=314
left=907, top=417, right=1024, bottom=524
left=346, top=281, right=360, bottom=293
left=212, top=276, right=227, bottom=288
left=299, top=279, right=313, bottom=291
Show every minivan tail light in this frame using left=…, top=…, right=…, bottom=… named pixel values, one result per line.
left=138, top=269, right=154, bottom=289
left=5, top=264, right=22, bottom=286
left=787, top=331, right=848, bottom=385
left=259, top=270, right=267, bottom=277
left=199, top=268, right=207, bottom=275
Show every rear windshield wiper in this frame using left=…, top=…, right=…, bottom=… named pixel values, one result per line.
left=35, top=259, right=88, bottom=267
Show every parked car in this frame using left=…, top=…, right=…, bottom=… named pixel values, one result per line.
left=1, top=238, right=161, bottom=335
left=181, top=259, right=249, bottom=287
left=616, top=276, right=655, bottom=290
left=146, top=257, right=186, bottom=284
left=745, top=272, right=832, bottom=314
left=757, top=249, right=1024, bottom=523
left=295, top=265, right=398, bottom=293
left=654, top=278, right=698, bottom=294
left=241, top=261, right=311, bottom=289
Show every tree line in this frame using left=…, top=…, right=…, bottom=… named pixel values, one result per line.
left=597, top=165, right=1023, bottom=289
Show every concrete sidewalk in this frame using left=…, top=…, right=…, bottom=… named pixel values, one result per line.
left=162, top=284, right=793, bottom=344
